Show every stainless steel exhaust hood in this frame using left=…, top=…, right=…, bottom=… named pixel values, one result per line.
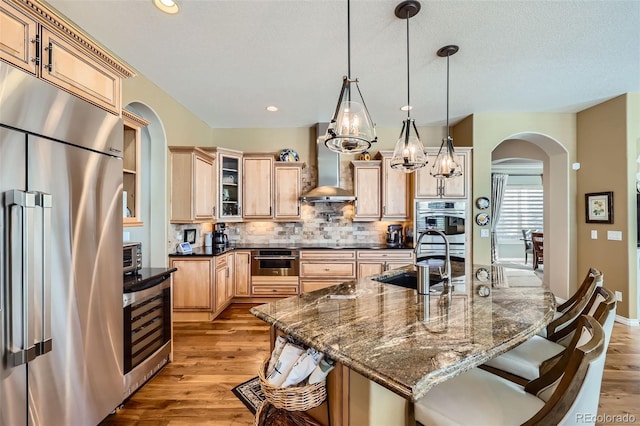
left=300, top=123, right=357, bottom=203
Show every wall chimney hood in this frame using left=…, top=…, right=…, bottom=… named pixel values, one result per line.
left=300, top=123, right=357, bottom=203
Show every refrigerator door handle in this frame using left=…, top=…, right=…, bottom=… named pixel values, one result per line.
left=34, top=192, right=53, bottom=355
left=4, top=190, right=37, bottom=366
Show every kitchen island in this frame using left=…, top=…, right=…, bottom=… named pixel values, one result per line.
left=250, top=265, right=555, bottom=425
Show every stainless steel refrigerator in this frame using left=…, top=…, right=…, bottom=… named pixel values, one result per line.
left=1, top=62, right=124, bottom=424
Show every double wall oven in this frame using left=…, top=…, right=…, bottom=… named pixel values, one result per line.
left=414, top=200, right=467, bottom=260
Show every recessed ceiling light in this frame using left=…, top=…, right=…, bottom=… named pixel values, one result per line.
left=266, top=106, right=279, bottom=112
left=153, top=0, right=179, bottom=14
left=400, top=105, right=412, bottom=111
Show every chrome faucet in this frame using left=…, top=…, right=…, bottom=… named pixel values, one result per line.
left=414, top=229, right=451, bottom=281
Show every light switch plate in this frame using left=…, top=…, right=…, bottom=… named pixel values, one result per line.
left=123, top=231, right=130, bottom=241
left=607, top=230, right=623, bottom=241
left=590, top=230, right=597, bottom=239
left=480, top=229, right=489, bottom=238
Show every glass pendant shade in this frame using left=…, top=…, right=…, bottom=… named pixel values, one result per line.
left=390, top=118, right=427, bottom=173
left=325, top=77, right=377, bottom=154
left=430, top=136, right=462, bottom=178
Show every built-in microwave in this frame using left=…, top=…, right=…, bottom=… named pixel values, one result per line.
left=123, top=242, right=142, bottom=275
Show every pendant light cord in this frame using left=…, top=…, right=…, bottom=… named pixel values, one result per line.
left=406, top=9, right=410, bottom=119
left=347, top=0, right=351, bottom=79
left=446, top=52, right=450, bottom=137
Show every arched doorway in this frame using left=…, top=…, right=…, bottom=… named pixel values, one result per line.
left=491, top=133, right=572, bottom=298
left=123, top=102, right=168, bottom=267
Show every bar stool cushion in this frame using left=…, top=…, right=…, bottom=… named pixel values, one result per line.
left=482, top=336, right=564, bottom=381
left=414, top=368, right=544, bottom=426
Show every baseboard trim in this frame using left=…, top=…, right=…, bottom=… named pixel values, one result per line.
left=615, top=315, right=640, bottom=326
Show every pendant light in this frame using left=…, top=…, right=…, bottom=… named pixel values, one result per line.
left=430, top=45, right=462, bottom=179
left=390, top=0, right=427, bottom=173
left=325, top=0, right=377, bottom=155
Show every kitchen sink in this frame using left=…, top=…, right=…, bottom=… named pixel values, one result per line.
left=373, top=272, right=444, bottom=290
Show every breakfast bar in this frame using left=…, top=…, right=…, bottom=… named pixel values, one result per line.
left=250, top=265, right=556, bottom=425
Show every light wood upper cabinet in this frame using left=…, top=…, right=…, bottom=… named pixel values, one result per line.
left=274, top=163, right=303, bottom=221
left=243, top=154, right=274, bottom=219
left=122, top=110, right=149, bottom=227
left=415, top=148, right=471, bottom=199
left=204, top=147, right=243, bottom=222
left=40, top=27, right=120, bottom=114
left=0, top=0, right=134, bottom=114
left=169, top=146, right=216, bottom=223
left=0, top=1, right=37, bottom=74
left=378, top=151, right=411, bottom=220
left=351, top=160, right=382, bottom=221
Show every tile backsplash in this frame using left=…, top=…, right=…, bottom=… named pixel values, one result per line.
left=167, top=162, right=409, bottom=251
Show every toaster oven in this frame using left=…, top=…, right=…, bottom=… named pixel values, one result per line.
left=123, top=242, right=142, bottom=275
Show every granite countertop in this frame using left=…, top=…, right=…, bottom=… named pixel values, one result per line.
left=123, top=267, right=177, bottom=293
left=168, top=243, right=414, bottom=257
left=250, top=264, right=555, bottom=402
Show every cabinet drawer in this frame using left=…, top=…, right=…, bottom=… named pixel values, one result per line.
left=356, top=250, right=414, bottom=261
left=300, top=250, right=356, bottom=260
left=300, top=280, right=346, bottom=293
left=251, top=285, right=299, bottom=296
left=300, top=261, right=356, bottom=278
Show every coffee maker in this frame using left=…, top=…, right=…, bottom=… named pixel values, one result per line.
left=213, top=223, right=229, bottom=246
left=386, top=224, right=404, bottom=248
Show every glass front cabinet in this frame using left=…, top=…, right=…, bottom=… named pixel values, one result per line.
left=209, top=148, right=243, bottom=222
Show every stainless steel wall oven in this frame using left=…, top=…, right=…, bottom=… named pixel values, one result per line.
left=415, top=200, right=467, bottom=259
left=251, top=250, right=299, bottom=277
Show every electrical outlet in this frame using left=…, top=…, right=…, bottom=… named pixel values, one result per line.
left=590, top=230, right=597, bottom=239
left=123, top=231, right=130, bottom=241
left=615, top=291, right=622, bottom=302
left=480, top=229, right=489, bottom=238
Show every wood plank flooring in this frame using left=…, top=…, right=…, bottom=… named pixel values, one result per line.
left=100, top=303, right=640, bottom=426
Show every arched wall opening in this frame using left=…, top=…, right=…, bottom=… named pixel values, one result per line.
left=123, top=101, right=168, bottom=267
left=491, top=133, right=571, bottom=298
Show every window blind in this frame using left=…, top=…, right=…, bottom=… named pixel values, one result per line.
left=495, top=186, right=543, bottom=241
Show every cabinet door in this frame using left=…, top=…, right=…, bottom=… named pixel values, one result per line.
left=194, top=154, right=215, bottom=220
left=415, top=150, right=468, bottom=198
left=171, top=259, right=212, bottom=310
left=243, top=156, right=273, bottom=219
left=0, top=1, right=37, bottom=74
left=381, top=156, right=410, bottom=220
left=122, top=111, right=149, bottom=227
left=219, top=152, right=242, bottom=221
left=274, top=164, right=302, bottom=220
left=358, top=262, right=385, bottom=278
left=233, top=251, right=251, bottom=297
left=352, top=161, right=381, bottom=221
left=40, top=28, right=120, bottom=113
left=225, top=258, right=234, bottom=302
left=214, top=265, right=227, bottom=312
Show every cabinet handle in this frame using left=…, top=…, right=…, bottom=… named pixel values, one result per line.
left=43, top=42, right=52, bottom=72
left=297, top=204, right=300, bottom=216
left=212, top=206, right=216, bottom=217
left=239, top=206, right=242, bottom=215
left=31, top=36, right=40, bottom=65
left=226, top=267, right=229, bottom=278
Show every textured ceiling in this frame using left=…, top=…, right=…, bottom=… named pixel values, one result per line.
left=46, top=0, right=640, bottom=129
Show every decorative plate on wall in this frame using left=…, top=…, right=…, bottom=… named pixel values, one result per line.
left=476, top=196, right=490, bottom=210
left=279, top=148, right=300, bottom=162
left=475, top=213, right=490, bottom=226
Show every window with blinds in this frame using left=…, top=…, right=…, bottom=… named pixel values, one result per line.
left=495, top=184, right=543, bottom=242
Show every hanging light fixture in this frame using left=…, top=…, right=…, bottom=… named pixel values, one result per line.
left=390, top=0, right=427, bottom=173
left=325, top=0, right=377, bottom=155
left=430, top=45, right=462, bottom=179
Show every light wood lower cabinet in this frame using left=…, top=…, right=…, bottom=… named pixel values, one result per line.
left=171, top=257, right=213, bottom=313
left=356, top=250, right=414, bottom=277
left=251, top=276, right=299, bottom=297
left=233, top=251, right=252, bottom=297
left=170, top=253, right=232, bottom=321
left=300, top=250, right=356, bottom=293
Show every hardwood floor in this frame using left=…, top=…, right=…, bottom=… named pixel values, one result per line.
left=101, top=303, right=640, bottom=426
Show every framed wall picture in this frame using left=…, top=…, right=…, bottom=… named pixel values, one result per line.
left=183, top=228, right=197, bottom=244
left=585, top=192, right=613, bottom=224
